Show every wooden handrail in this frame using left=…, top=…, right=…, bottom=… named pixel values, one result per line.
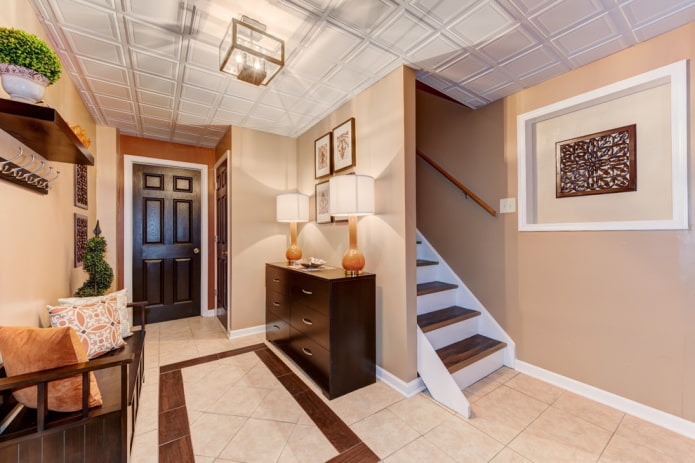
left=416, top=150, right=497, bottom=217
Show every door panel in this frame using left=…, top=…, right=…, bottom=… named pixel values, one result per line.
left=133, top=164, right=201, bottom=323
left=215, top=160, right=228, bottom=330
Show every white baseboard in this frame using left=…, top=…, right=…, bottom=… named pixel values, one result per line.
left=228, top=324, right=265, bottom=340
left=516, top=360, right=695, bottom=439
left=377, top=366, right=425, bottom=398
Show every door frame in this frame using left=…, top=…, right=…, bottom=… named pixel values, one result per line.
left=214, top=150, right=231, bottom=332
left=124, top=155, right=210, bottom=316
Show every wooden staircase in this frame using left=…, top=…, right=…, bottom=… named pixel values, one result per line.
left=416, top=232, right=513, bottom=418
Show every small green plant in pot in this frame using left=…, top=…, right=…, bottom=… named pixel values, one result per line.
left=0, top=27, right=62, bottom=103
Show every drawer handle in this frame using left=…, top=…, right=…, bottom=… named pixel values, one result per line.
left=302, top=289, right=313, bottom=295
left=273, top=278, right=281, bottom=283
left=302, top=347, right=313, bottom=356
left=272, top=302, right=280, bottom=307
left=273, top=324, right=280, bottom=330
left=302, top=318, right=313, bottom=326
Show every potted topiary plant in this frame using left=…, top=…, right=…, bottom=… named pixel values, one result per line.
left=75, top=221, right=114, bottom=297
left=0, top=27, right=62, bottom=103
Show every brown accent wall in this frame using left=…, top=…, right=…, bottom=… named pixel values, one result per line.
left=117, top=135, right=216, bottom=309
left=502, top=22, right=695, bottom=420
left=416, top=96, right=506, bottom=317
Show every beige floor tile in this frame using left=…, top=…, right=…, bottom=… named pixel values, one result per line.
left=134, top=383, right=159, bottom=435
left=505, top=374, right=563, bottom=405
left=208, top=385, right=270, bottom=416
left=599, top=433, right=683, bottom=463
left=351, top=408, right=420, bottom=459
left=182, top=362, right=221, bottom=383
left=486, top=366, right=519, bottom=384
left=329, top=381, right=404, bottom=424
left=388, top=394, right=454, bottom=434
left=195, top=456, right=215, bottom=463
left=553, top=391, right=624, bottom=432
left=190, top=412, right=247, bottom=457
left=184, top=377, right=236, bottom=412
left=464, top=377, right=503, bottom=403
left=384, top=436, right=456, bottom=463
left=489, top=448, right=531, bottom=463
left=252, top=387, right=306, bottom=423
left=203, top=362, right=248, bottom=386
left=219, top=351, right=261, bottom=372
left=615, top=415, right=695, bottom=462
left=188, top=409, right=203, bottom=424
left=196, top=339, right=237, bottom=355
left=469, top=385, right=548, bottom=444
left=143, top=367, right=159, bottom=385
left=218, top=418, right=295, bottom=463
left=130, top=429, right=158, bottom=463
left=235, top=362, right=284, bottom=389
left=424, top=415, right=503, bottom=462
left=277, top=424, right=339, bottom=463
left=509, top=406, right=612, bottom=463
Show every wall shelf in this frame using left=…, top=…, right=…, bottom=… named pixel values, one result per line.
left=0, top=99, right=94, bottom=166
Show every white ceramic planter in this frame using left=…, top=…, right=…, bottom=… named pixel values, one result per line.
left=0, top=65, right=49, bottom=103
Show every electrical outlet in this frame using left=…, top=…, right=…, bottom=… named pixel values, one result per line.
left=500, top=198, right=516, bottom=214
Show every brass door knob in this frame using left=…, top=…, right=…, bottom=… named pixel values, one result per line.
left=193, top=248, right=200, bottom=254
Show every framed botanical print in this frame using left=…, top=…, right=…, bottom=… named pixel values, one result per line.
left=332, top=118, right=355, bottom=172
left=315, top=132, right=332, bottom=178
left=315, top=181, right=332, bottom=224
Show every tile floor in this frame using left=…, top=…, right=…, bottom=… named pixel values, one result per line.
left=131, top=317, right=695, bottom=462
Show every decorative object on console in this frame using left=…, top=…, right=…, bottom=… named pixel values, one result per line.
left=70, top=124, right=91, bottom=148
left=332, top=118, right=355, bottom=173
left=219, top=16, right=284, bottom=86
left=329, top=174, right=375, bottom=275
left=276, top=193, right=309, bottom=263
left=74, top=164, right=88, bottom=209
left=314, top=132, right=331, bottom=178
left=556, top=124, right=636, bottom=198
left=315, top=181, right=331, bottom=224
left=0, top=27, right=62, bottom=103
left=299, top=257, right=326, bottom=269
left=75, top=220, right=114, bottom=296
left=47, top=301, right=125, bottom=359
left=0, top=325, right=102, bottom=412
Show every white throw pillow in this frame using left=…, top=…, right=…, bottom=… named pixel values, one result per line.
left=58, top=288, right=132, bottom=338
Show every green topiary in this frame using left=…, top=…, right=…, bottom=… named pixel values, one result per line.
left=75, top=222, right=114, bottom=297
left=0, top=27, right=62, bottom=84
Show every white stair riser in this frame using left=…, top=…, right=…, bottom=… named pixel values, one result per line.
left=452, top=349, right=505, bottom=390
left=417, top=265, right=439, bottom=284
left=417, top=290, right=457, bottom=315
left=416, top=245, right=437, bottom=262
left=425, top=318, right=479, bottom=350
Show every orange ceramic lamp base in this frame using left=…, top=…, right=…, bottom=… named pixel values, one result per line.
left=342, top=216, right=365, bottom=276
left=285, top=221, right=302, bottom=263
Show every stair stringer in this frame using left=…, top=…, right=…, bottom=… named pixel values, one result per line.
left=417, top=326, right=471, bottom=418
left=416, top=231, right=516, bottom=367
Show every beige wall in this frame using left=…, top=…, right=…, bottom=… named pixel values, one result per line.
left=416, top=95, right=506, bottom=320
left=0, top=0, right=98, bottom=327
left=96, top=126, right=119, bottom=275
left=296, top=66, right=418, bottom=381
left=502, top=22, right=695, bottom=420
left=229, top=126, right=297, bottom=331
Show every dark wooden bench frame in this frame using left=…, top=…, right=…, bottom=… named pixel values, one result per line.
left=0, top=302, right=147, bottom=463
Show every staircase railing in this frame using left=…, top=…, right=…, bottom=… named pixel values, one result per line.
left=416, top=149, right=497, bottom=217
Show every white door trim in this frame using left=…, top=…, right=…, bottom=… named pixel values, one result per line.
left=213, top=150, right=231, bottom=331
left=124, top=154, right=210, bottom=316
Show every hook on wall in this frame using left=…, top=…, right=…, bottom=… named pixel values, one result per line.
left=0, top=147, right=59, bottom=194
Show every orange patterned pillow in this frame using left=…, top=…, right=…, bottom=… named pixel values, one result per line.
left=48, top=302, right=125, bottom=359
left=0, top=326, right=102, bottom=412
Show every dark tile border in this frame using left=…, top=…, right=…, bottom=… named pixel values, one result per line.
left=157, top=343, right=379, bottom=463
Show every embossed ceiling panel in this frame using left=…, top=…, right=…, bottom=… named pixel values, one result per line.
left=28, top=0, right=695, bottom=147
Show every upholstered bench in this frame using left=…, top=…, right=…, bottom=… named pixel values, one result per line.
left=0, top=301, right=147, bottom=463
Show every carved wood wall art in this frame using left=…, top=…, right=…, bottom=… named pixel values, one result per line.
left=74, top=213, right=88, bottom=267
left=74, top=164, right=88, bottom=209
left=556, top=124, right=636, bottom=198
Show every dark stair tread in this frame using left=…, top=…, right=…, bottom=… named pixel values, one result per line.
left=436, top=335, right=507, bottom=374
left=417, top=281, right=458, bottom=296
left=418, top=306, right=480, bottom=332
left=416, top=259, right=438, bottom=267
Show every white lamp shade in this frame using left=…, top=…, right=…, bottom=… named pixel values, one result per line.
left=276, top=193, right=309, bottom=222
left=329, top=175, right=375, bottom=216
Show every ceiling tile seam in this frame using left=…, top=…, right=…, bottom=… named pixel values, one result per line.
left=549, top=12, right=623, bottom=57
left=509, top=14, right=576, bottom=69
left=605, top=5, right=639, bottom=45
left=117, top=10, right=148, bottom=138
left=628, top=1, right=695, bottom=31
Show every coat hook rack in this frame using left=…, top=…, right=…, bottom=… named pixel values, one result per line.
left=0, top=147, right=60, bottom=195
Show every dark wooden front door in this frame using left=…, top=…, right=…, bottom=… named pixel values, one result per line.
left=215, top=159, right=228, bottom=330
left=132, top=164, right=201, bottom=323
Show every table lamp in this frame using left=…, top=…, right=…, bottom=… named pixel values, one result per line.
left=276, top=193, right=309, bottom=263
left=329, top=175, right=375, bottom=276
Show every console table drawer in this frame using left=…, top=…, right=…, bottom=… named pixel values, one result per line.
left=287, top=328, right=329, bottom=382
left=266, top=290, right=289, bottom=321
left=266, top=310, right=289, bottom=343
left=291, top=303, right=329, bottom=350
left=266, top=265, right=289, bottom=294
left=291, top=275, right=329, bottom=314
